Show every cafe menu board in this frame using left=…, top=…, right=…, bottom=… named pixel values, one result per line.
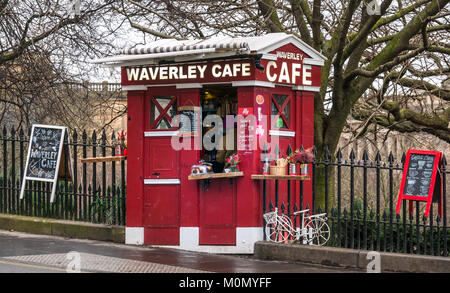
left=396, top=149, right=442, bottom=217
left=25, top=127, right=63, bottom=180
left=237, top=107, right=255, bottom=152
left=178, top=106, right=201, bottom=136
left=20, top=124, right=72, bottom=203
left=403, top=154, right=436, bottom=197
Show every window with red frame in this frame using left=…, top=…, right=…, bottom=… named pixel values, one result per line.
left=271, top=94, right=290, bottom=129
left=150, top=95, right=177, bottom=129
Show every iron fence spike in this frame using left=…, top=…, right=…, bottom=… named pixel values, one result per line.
left=262, top=143, right=268, bottom=153
left=350, top=149, right=355, bottom=160
left=388, top=152, right=394, bottom=163
left=336, top=148, right=342, bottom=160
left=324, top=146, right=330, bottom=159
left=286, top=144, right=292, bottom=155
left=375, top=151, right=381, bottom=162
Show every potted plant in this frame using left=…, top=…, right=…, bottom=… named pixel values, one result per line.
left=287, top=152, right=297, bottom=175
left=292, top=148, right=315, bottom=175
left=226, top=153, right=241, bottom=172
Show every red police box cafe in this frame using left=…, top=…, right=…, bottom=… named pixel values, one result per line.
left=94, top=33, right=326, bottom=254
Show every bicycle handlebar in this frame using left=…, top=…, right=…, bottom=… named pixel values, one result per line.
left=293, top=209, right=310, bottom=215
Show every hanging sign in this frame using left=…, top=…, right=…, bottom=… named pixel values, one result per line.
left=395, top=149, right=442, bottom=217
left=20, top=124, right=73, bottom=203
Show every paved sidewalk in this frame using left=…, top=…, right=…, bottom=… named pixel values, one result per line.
left=0, top=230, right=362, bottom=273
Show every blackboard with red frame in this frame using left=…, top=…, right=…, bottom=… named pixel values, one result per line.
left=396, top=149, right=442, bottom=217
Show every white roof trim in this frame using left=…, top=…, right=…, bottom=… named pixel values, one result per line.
left=122, top=85, right=147, bottom=91
left=231, top=80, right=275, bottom=88
left=121, top=41, right=250, bottom=55
left=293, top=85, right=321, bottom=92
left=91, top=48, right=216, bottom=65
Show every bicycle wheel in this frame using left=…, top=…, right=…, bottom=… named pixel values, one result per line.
left=265, top=214, right=293, bottom=243
left=305, top=217, right=330, bottom=246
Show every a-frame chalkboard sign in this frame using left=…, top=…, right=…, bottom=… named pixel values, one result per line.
left=396, top=149, right=442, bottom=217
left=19, top=124, right=73, bottom=203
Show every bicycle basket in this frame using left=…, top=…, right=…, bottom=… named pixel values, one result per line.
left=263, top=211, right=277, bottom=223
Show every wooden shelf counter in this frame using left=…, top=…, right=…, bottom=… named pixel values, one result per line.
left=251, top=174, right=310, bottom=181
left=80, top=156, right=127, bottom=164
left=188, top=171, right=244, bottom=180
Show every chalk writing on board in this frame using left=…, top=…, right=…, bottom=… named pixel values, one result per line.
left=25, top=127, right=63, bottom=180
left=403, top=154, right=435, bottom=197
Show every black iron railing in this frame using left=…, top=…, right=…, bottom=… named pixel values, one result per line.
left=0, top=127, right=126, bottom=226
left=261, top=145, right=449, bottom=257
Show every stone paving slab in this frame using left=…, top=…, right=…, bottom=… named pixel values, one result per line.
left=5, top=252, right=210, bottom=273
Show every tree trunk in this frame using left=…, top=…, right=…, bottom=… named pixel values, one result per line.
left=314, top=145, right=336, bottom=214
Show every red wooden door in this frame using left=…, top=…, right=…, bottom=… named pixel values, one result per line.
left=199, top=179, right=237, bottom=245
left=143, top=91, right=181, bottom=245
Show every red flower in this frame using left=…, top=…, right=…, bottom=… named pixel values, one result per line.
left=291, top=148, right=315, bottom=164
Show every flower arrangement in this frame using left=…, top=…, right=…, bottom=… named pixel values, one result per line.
left=117, top=130, right=127, bottom=149
left=287, top=152, right=296, bottom=164
left=291, top=147, right=315, bottom=164
left=116, top=130, right=127, bottom=156
left=226, top=153, right=241, bottom=172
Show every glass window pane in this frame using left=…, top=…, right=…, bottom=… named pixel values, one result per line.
left=282, top=101, right=290, bottom=127
left=274, top=94, right=287, bottom=107
left=150, top=96, right=177, bottom=129
left=271, top=95, right=289, bottom=129
left=155, top=117, right=171, bottom=129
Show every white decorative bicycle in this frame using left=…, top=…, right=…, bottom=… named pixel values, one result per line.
left=263, top=207, right=330, bottom=245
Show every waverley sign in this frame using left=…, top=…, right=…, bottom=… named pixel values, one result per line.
left=126, top=62, right=252, bottom=82
left=122, top=57, right=317, bottom=87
